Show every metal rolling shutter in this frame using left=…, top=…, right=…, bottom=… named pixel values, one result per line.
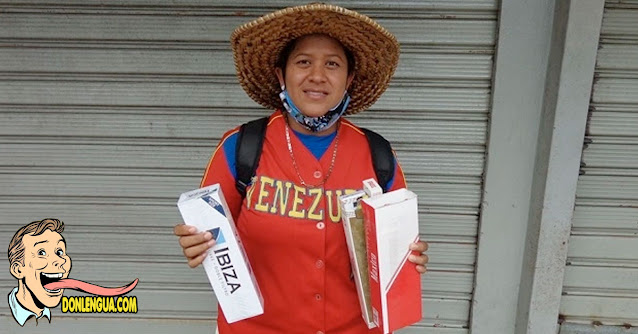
left=559, top=0, right=638, bottom=329
left=0, top=1, right=497, bottom=332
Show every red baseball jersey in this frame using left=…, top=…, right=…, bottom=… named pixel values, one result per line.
left=200, top=111, right=407, bottom=334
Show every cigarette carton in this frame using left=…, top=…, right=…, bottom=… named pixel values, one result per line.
left=339, top=190, right=375, bottom=328
left=177, top=184, right=264, bottom=323
left=361, top=179, right=422, bottom=333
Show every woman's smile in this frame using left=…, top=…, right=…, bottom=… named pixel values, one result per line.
left=304, top=89, right=328, bottom=99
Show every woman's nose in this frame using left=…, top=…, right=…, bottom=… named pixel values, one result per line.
left=308, top=64, right=327, bottom=82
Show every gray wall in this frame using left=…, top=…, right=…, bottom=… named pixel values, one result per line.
left=560, top=0, right=638, bottom=328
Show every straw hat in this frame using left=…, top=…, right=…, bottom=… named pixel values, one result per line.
left=230, top=3, right=400, bottom=115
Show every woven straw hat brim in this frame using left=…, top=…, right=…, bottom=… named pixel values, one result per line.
left=231, top=3, right=399, bottom=115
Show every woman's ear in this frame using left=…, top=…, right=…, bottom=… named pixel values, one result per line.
left=346, top=73, right=355, bottom=90
left=275, top=68, right=285, bottom=90
left=10, top=262, right=24, bottom=279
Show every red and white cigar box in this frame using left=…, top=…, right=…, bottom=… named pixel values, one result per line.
left=361, top=179, right=422, bottom=333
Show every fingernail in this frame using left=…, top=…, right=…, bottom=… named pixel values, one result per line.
left=208, top=240, right=216, bottom=247
left=409, top=254, right=417, bottom=262
left=204, top=232, right=213, bottom=240
left=188, top=226, right=196, bottom=233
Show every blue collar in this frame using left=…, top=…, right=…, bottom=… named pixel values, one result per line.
left=8, top=287, right=52, bottom=326
left=291, top=128, right=337, bottom=160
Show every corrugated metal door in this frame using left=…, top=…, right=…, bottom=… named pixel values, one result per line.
left=0, top=1, right=497, bottom=332
left=559, top=0, right=638, bottom=329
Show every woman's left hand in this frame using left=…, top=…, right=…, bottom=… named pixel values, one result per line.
left=408, top=241, right=429, bottom=274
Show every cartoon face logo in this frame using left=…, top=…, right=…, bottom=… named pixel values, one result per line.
left=8, top=218, right=138, bottom=326
left=8, top=218, right=69, bottom=325
left=13, top=228, right=71, bottom=309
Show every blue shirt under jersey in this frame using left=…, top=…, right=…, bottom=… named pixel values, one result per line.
left=222, top=128, right=396, bottom=191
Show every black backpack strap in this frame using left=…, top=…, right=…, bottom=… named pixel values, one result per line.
left=235, top=117, right=269, bottom=197
left=361, top=128, right=395, bottom=192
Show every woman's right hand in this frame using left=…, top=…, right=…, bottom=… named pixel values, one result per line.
left=173, top=224, right=216, bottom=268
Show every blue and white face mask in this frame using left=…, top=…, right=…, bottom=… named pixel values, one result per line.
left=279, top=86, right=351, bottom=132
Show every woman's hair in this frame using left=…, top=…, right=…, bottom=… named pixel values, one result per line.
left=276, top=34, right=356, bottom=77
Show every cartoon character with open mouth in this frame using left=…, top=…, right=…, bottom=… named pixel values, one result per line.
left=7, top=218, right=138, bottom=326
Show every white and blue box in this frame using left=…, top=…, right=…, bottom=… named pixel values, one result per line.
left=177, top=184, right=264, bottom=323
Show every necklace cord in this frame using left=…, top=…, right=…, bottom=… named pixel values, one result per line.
left=284, top=116, right=339, bottom=187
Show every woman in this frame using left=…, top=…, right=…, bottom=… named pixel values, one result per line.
left=174, top=3, right=429, bottom=333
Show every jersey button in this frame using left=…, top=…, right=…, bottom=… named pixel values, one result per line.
left=313, top=170, right=322, bottom=179
left=315, top=294, right=322, bottom=301
left=315, top=260, right=324, bottom=268
left=316, top=222, right=325, bottom=230
left=317, top=332, right=324, bottom=334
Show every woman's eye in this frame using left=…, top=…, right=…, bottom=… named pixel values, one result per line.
left=327, top=61, right=340, bottom=67
left=296, top=59, right=310, bottom=65
left=37, top=249, right=46, bottom=256
left=56, top=249, right=64, bottom=257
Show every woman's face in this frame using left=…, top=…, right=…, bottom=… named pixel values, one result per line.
left=276, top=34, right=354, bottom=118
